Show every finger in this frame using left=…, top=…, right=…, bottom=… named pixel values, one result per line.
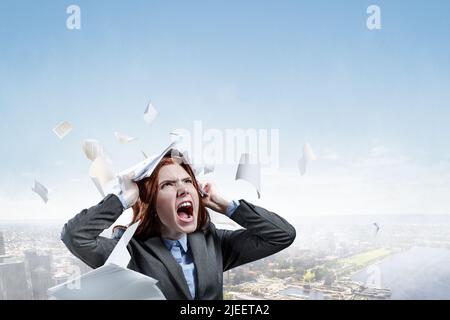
left=203, top=182, right=211, bottom=193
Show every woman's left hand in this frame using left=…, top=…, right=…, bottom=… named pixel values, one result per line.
left=198, top=182, right=231, bottom=215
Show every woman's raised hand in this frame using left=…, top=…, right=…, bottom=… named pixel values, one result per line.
left=117, top=172, right=139, bottom=209
left=198, top=181, right=231, bottom=215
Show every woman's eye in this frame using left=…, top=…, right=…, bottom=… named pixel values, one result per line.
left=162, top=182, right=173, bottom=188
left=184, top=179, right=193, bottom=184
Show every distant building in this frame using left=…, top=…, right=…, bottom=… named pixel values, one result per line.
left=24, top=250, right=54, bottom=300
left=0, top=255, right=13, bottom=263
left=0, top=260, right=33, bottom=299
left=0, top=231, right=5, bottom=255
left=69, top=256, right=92, bottom=275
left=53, top=270, right=72, bottom=286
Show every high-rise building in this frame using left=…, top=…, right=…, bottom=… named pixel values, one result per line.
left=0, top=231, right=5, bottom=256
left=0, top=260, right=33, bottom=299
left=24, top=250, right=54, bottom=300
left=69, top=256, right=92, bottom=275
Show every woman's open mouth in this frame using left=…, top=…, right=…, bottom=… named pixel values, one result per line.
left=176, top=200, right=194, bottom=223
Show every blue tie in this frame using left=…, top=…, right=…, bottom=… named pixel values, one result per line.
left=169, top=240, right=196, bottom=298
left=171, top=241, right=183, bottom=263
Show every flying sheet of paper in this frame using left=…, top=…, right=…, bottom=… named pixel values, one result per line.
left=31, top=180, right=48, bottom=203
left=203, top=161, right=215, bottom=175
left=47, top=221, right=166, bottom=300
left=209, top=211, right=244, bottom=231
left=82, top=139, right=106, bottom=162
left=115, top=131, right=137, bottom=144
left=143, top=101, right=158, bottom=124
left=47, top=263, right=165, bottom=300
left=53, top=121, right=73, bottom=139
left=235, top=153, right=261, bottom=199
left=373, top=222, right=380, bottom=236
left=89, top=157, right=116, bottom=197
left=298, top=142, right=317, bottom=176
left=192, top=166, right=203, bottom=176
left=105, top=221, right=139, bottom=267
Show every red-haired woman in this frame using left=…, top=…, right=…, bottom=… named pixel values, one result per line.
left=61, top=151, right=296, bottom=300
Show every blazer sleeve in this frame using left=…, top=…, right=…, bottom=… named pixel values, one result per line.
left=60, top=194, right=124, bottom=269
left=217, top=199, right=296, bottom=271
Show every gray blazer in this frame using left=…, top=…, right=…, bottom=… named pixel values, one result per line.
left=61, top=194, right=296, bottom=300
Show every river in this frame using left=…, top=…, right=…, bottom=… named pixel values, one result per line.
left=351, top=246, right=450, bottom=299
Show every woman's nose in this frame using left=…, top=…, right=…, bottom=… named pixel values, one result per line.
left=176, top=181, right=188, bottom=197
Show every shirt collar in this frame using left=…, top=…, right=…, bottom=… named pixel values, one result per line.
left=162, top=233, right=188, bottom=252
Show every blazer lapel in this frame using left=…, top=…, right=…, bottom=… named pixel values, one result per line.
left=188, top=232, right=212, bottom=299
left=144, top=237, right=192, bottom=299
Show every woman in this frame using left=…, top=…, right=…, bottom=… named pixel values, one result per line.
left=61, top=150, right=296, bottom=300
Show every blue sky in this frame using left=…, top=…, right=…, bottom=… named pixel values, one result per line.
left=1, top=1, right=450, bottom=220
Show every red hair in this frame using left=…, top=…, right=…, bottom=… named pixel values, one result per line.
left=130, top=155, right=209, bottom=240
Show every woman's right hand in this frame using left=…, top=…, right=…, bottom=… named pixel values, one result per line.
left=117, top=172, right=139, bottom=209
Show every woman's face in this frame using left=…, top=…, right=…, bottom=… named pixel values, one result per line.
left=156, top=163, right=199, bottom=240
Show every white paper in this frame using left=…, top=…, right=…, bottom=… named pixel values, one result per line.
left=141, top=151, right=148, bottom=159
left=235, top=153, right=261, bottom=199
left=89, top=157, right=116, bottom=197
left=298, top=142, right=317, bottom=176
left=304, top=143, right=317, bottom=161
left=53, top=121, right=73, bottom=139
left=143, top=101, right=158, bottom=124
left=203, top=161, right=215, bottom=175
left=209, top=211, right=244, bottom=231
left=169, top=130, right=184, bottom=143
left=31, top=180, right=48, bottom=203
left=115, top=131, right=137, bottom=144
left=120, top=140, right=178, bottom=182
left=82, top=139, right=106, bottom=162
left=47, top=220, right=166, bottom=300
left=105, top=221, right=139, bottom=268
left=47, top=264, right=165, bottom=300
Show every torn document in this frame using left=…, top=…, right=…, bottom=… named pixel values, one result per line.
left=82, top=139, right=106, bottom=162
left=143, top=101, right=158, bottom=124
left=115, top=131, right=137, bottom=144
left=298, top=142, right=317, bottom=176
left=31, top=180, right=48, bottom=203
left=47, top=221, right=166, bottom=300
left=53, top=121, right=73, bottom=139
left=89, top=157, right=116, bottom=197
left=235, top=153, right=261, bottom=199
